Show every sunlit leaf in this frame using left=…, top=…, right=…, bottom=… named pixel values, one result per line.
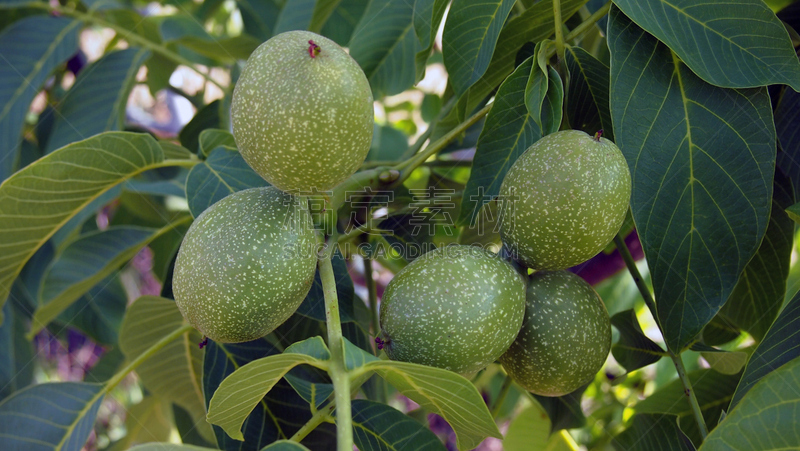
left=203, top=337, right=336, bottom=451
left=207, top=337, right=329, bottom=441
left=119, top=296, right=214, bottom=443
left=364, top=360, right=501, bottom=451
left=0, top=132, right=172, bottom=318
left=608, top=7, right=775, bottom=351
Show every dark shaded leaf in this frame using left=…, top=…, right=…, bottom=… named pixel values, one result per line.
left=534, top=384, right=588, bottom=432
left=442, top=0, right=516, bottom=98
left=714, top=168, right=794, bottom=342
left=45, top=47, right=151, bottom=153
left=612, top=0, right=800, bottom=90
left=611, top=309, right=666, bottom=372
left=635, top=369, right=741, bottom=444
left=180, top=100, right=222, bottom=153
left=613, top=414, right=695, bottom=451
left=185, top=146, right=268, bottom=218
left=703, top=356, right=800, bottom=451
left=0, top=382, right=104, bottom=451
left=349, top=0, right=420, bottom=98
left=458, top=56, right=542, bottom=226
left=565, top=45, right=613, bottom=141
left=0, top=301, right=33, bottom=400
left=608, top=7, right=775, bottom=351
left=730, top=290, right=800, bottom=409
left=0, top=16, right=80, bottom=181
left=351, top=399, right=447, bottom=451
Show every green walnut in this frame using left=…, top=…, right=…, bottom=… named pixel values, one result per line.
left=500, top=270, right=611, bottom=396
left=231, top=30, right=373, bottom=193
left=499, top=130, right=631, bottom=270
left=378, top=245, right=526, bottom=374
left=173, top=187, right=317, bottom=343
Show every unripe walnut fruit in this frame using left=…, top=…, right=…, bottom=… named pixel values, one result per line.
left=500, top=130, right=631, bottom=270
left=173, top=187, right=317, bottom=343
left=378, top=245, right=526, bottom=375
left=500, top=270, right=611, bottom=396
left=231, top=30, right=374, bottom=193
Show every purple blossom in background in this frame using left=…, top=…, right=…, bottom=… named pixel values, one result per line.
left=570, top=229, right=643, bottom=286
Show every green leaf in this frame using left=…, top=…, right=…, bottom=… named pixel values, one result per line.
left=177, top=35, right=260, bottom=63
left=55, top=274, right=127, bottom=346
left=295, top=250, right=359, bottom=324
left=343, top=336, right=378, bottom=370
left=730, top=290, right=800, bottom=409
left=237, top=0, right=281, bottom=40
left=29, top=220, right=190, bottom=338
left=349, top=0, right=420, bottom=98
left=458, top=56, right=542, bottom=226
left=319, top=0, right=367, bottom=46
left=203, top=337, right=336, bottom=450
left=433, top=0, right=586, bottom=130
left=608, top=7, right=776, bottom=351
left=198, top=129, right=236, bottom=157
left=180, top=99, right=222, bottom=153
left=368, top=124, right=408, bottom=162
left=207, top=338, right=329, bottom=441
left=690, top=343, right=747, bottom=376
left=564, top=45, right=614, bottom=141
left=308, top=0, right=341, bottom=33
left=635, top=369, right=741, bottom=443
left=534, top=385, right=588, bottom=432
left=612, top=0, right=800, bottom=90
left=0, top=132, right=170, bottom=317
left=110, top=396, right=173, bottom=450
left=524, top=64, right=563, bottom=136
left=613, top=414, right=695, bottom=451
left=776, top=89, right=800, bottom=199
left=118, top=296, right=215, bottom=443
left=420, top=93, right=443, bottom=123
left=185, top=146, right=269, bottom=218
left=274, top=0, right=315, bottom=34
left=611, top=309, right=666, bottom=372
left=412, top=0, right=448, bottom=81
left=0, top=382, right=104, bottom=451
left=0, top=16, right=80, bottom=181
left=0, top=301, right=33, bottom=400
left=714, top=169, right=794, bottom=342
left=701, top=356, right=800, bottom=450
left=442, top=0, right=516, bottom=98
left=787, top=202, right=800, bottom=225
left=351, top=399, right=446, bottom=451
left=363, top=360, right=501, bottom=451
left=504, top=400, right=575, bottom=451
left=44, top=47, right=151, bottom=153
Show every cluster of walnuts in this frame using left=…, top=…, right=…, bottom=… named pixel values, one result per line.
left=173, top=30, right=631, bottom=397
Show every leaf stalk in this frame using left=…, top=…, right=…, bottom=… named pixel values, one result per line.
left=613, top=233, right=709, bottom=440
